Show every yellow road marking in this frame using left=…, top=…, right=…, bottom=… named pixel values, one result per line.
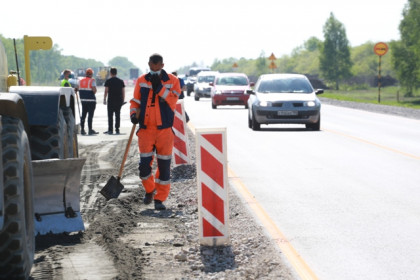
left=228, top=168, right=319, bottom=280
left=188, top=121, right=318, bottom=279
left=323, top=128, right=420, bottom=160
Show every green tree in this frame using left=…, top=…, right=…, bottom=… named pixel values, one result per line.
left=304, top=36, right=322, bottom=52
left=319, top=12, right=352, bottom=90
left=108, top=56, right=140, bottom=79
left=390, top=0, right=420, bottom=96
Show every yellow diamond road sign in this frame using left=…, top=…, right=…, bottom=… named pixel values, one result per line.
left=374, top=42, right=388, bottom=56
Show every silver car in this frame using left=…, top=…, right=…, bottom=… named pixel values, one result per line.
left=194, top=71, right=219, bottom=101
left=247, top=74, right=323, bottom=131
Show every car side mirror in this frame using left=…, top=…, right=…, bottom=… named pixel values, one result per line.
left=315, top=89, right=324, bottom=95
left=246, top=89, right=255, bottom=95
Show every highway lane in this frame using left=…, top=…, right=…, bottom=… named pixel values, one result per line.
left=183, top=95, right=420, bottom=280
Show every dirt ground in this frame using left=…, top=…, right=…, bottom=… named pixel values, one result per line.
left=29, top=124, right=296, bottom=280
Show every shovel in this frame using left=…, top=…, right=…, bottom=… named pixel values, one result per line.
left=100, top=111, right=139, bottom=200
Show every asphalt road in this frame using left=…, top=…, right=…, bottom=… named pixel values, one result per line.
left=183, top=94, right=420, bottom=280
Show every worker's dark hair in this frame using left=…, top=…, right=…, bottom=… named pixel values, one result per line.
left=63, top=69, right=71, bottom=75
left=149, top=53, right=163, bottom=64
left=110, top=67, right=117, bottom=75
left=171, top=71, right=177, bottom=76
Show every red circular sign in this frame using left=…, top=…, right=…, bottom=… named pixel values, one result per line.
left=374, top=42, right=388, bottom=56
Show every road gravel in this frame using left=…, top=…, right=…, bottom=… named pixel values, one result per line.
left=30, top=123, right=296, bottom=280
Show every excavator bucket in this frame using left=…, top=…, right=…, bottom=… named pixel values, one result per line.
left=32, top=158, right=86, bottom=235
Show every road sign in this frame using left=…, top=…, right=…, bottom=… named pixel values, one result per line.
left=268, top=53, right=276, bottom=60
left=374, top=42, right=388, bottom=56
left=269, top=61, right=277, bottom=69
left=232, top=62, right=238, bottom=68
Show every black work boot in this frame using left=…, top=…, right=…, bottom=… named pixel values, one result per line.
left=81, top=128, right=86, bottom=135
left=154, top=200, right=166, bottom=210
left=143, top=192, right=154, bottom=205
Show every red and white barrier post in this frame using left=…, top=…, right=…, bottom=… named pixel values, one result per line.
left=172, top=100, right=191, bottom=166
left=196, top=128, right=229, bottom=246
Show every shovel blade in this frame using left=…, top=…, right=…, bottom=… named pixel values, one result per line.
left=100, top=176, right=124, bottom=200
left=32, top=158, right=86, bottom=235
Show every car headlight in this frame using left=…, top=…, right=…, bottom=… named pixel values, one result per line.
left=305, top=101, right=316, bottom=107
left=215, top=90, right=222, bottom=95
left=258, top=101, right=272, bottom=107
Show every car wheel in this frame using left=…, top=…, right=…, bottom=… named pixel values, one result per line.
left=212, top=102, right=217, bottom=109
left=194, top=94, right=199, bottom=101
left=187, top=89, right=191, bottom=96
left=248, top=111, right=252, bottom=129
left=245, top=103, right=248, bottom=109
left=306, top=116, right=321, bottom=131
left=251, top=113, right=260, bottom=131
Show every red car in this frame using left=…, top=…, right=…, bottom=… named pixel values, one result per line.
left=210, top=73, right=254, bottom=109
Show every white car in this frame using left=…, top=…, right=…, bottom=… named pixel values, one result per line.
left=247, top=73, right=323, bottom=131
left=193, top=71, right=219, bottom=101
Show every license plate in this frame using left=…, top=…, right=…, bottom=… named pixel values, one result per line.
left=277, top=110, right=298, bottom=116
left=226, top=97, right=239, bottom=101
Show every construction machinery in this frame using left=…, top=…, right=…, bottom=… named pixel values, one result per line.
left=96, top=66, right=110, bottom=86
left=0, top=36, right=85, bottom=279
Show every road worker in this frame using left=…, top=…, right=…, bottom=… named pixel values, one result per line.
left=77, top=68, right=98, bottom=135
left=61, top=69, right=72, bottom=87
left=130, top=54, right=181, bottom=210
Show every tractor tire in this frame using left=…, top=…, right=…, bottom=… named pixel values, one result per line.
left=0, top=116, right=35, bottom=280
left=62, top=107, right=78, bottom=158
left=29, top=109, right=69, bottom=160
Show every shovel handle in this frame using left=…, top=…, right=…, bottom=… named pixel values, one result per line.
left=118, top=110, right=139, bottom=178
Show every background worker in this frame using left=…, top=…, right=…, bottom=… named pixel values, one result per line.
left=61, top=69, right=72, bottom=87
left=103, top=67, right=125, bottom=134
left=130, top=53, right=181, bottom=210
left=77, top=68, right=98, bottom=135
left=172, top=71, right=189, bottom=122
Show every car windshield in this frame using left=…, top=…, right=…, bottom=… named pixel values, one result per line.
left=258, top=78, right=312, bottom=93
left=216, top=76, right=248, bottom=86
left=198, top=76, right=215, bottom=83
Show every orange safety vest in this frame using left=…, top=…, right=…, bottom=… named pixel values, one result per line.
left=130, top=70, right=181, bottom=129
left=79, top=77, right=96, bottom=102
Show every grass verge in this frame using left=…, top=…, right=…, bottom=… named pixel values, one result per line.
left=322, top=86, right=420, bottom=109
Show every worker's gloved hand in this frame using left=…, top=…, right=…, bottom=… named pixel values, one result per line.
left=130, top=113, right=139, bottom=124
left=150, top=74, right=162, bottom=93
left=103, top=100, right=107, bottom=105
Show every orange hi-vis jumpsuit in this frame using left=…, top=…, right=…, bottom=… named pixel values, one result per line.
left=130, top=70, right=181, bottom=202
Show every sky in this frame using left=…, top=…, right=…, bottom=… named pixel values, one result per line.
left=1, top=0, right=408, bottom=73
